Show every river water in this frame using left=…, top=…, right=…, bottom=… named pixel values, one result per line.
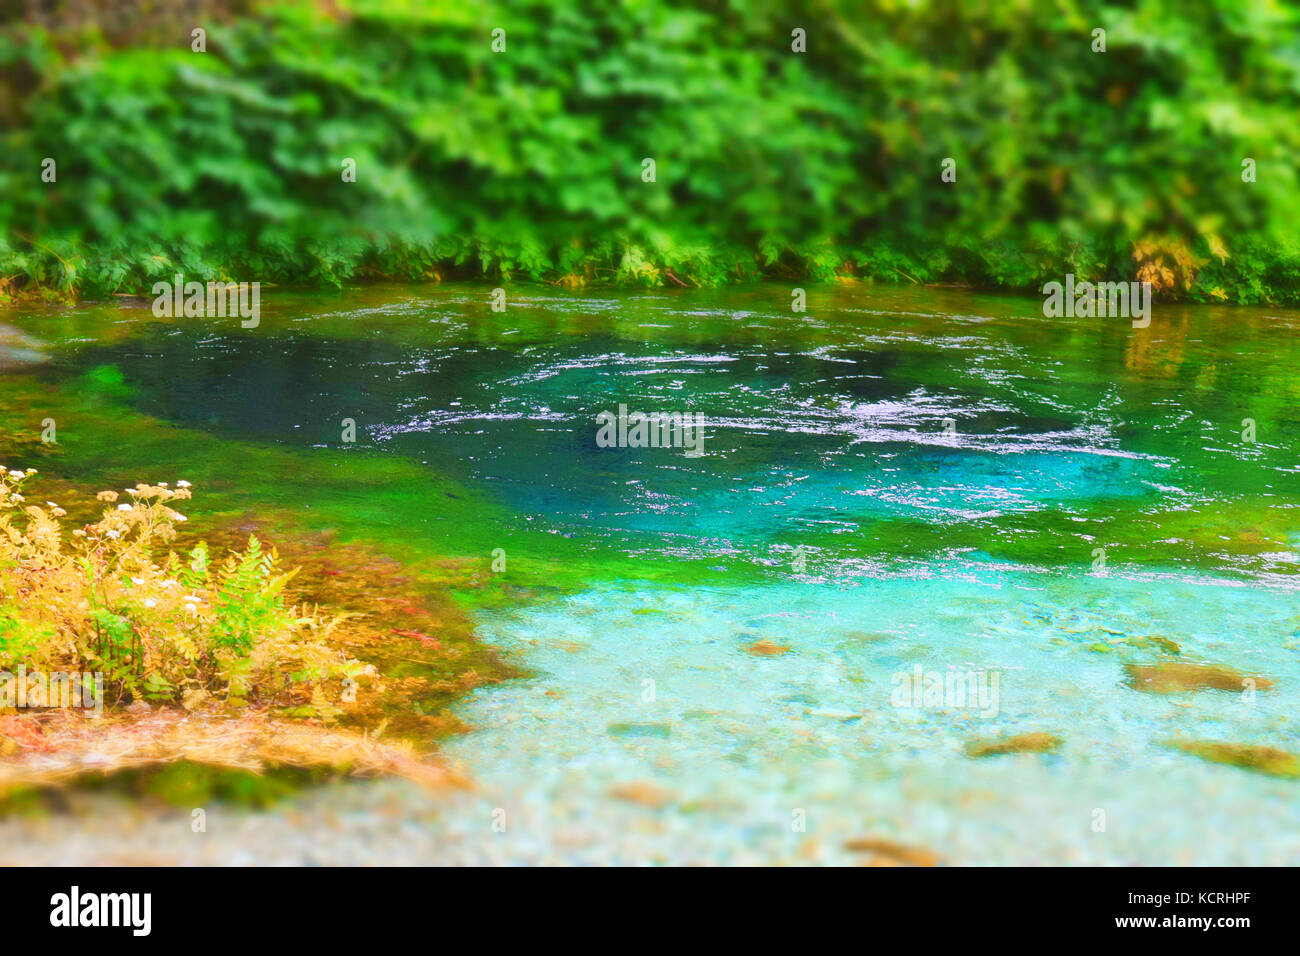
left=1, top=283, right=1298, bottom=864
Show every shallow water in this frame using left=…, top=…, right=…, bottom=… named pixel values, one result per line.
left=2, top=283, right=1299, bottom=864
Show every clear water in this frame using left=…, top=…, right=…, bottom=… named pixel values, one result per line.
left=3, top=284, right=1299, bottom=864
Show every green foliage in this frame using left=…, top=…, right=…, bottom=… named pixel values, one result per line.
left=0, top=606, right=48, bottom=667
left=2, top=0, right=1299, bottom=301
left=211, top=535, right=296, bottom=654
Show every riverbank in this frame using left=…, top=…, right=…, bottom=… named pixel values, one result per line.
left=6, top=235, right=1300, bottom=308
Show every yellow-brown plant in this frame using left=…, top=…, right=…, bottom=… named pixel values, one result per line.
left=0, top=467, right=371, bottom=712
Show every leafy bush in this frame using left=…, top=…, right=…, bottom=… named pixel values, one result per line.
left=2, top=0, right=1299, bottom=301
left=0, top=468, right=369, bottom=710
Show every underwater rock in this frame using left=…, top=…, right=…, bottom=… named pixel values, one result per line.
left=746, top=639, right=790, bottom=656
left=1163, top=740, right=1300, bottom=780
left=1124, top=661, right=1271, bottom=694
left=843, top=837, right=940, bottom=866
left=609, top=780, right=677, bottom=808
left=606, top=722, right=671, bottom=739
left=965, top=732, right=1062, bottom=758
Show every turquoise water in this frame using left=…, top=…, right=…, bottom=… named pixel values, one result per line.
left=3, top=284, right=1299, bottom=863
left=436, top=569, right=1299, bottom=865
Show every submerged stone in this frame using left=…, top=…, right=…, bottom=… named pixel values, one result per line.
left=1124, top=661, right=1271, bottom=694
left=607, top=722, right=671, bottom=739
left=1164, top=740, right=1300, bottom=780
left=609, top=780, right=677, bottom=808
left=843, top=837, right=940, bottom=867
left=965, top=732, right=1062, bottom=758
left=746, top=639, right=791, bottom=656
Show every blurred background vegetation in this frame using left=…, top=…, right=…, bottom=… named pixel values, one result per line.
left=2, top=0, right=1299, bottom=302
